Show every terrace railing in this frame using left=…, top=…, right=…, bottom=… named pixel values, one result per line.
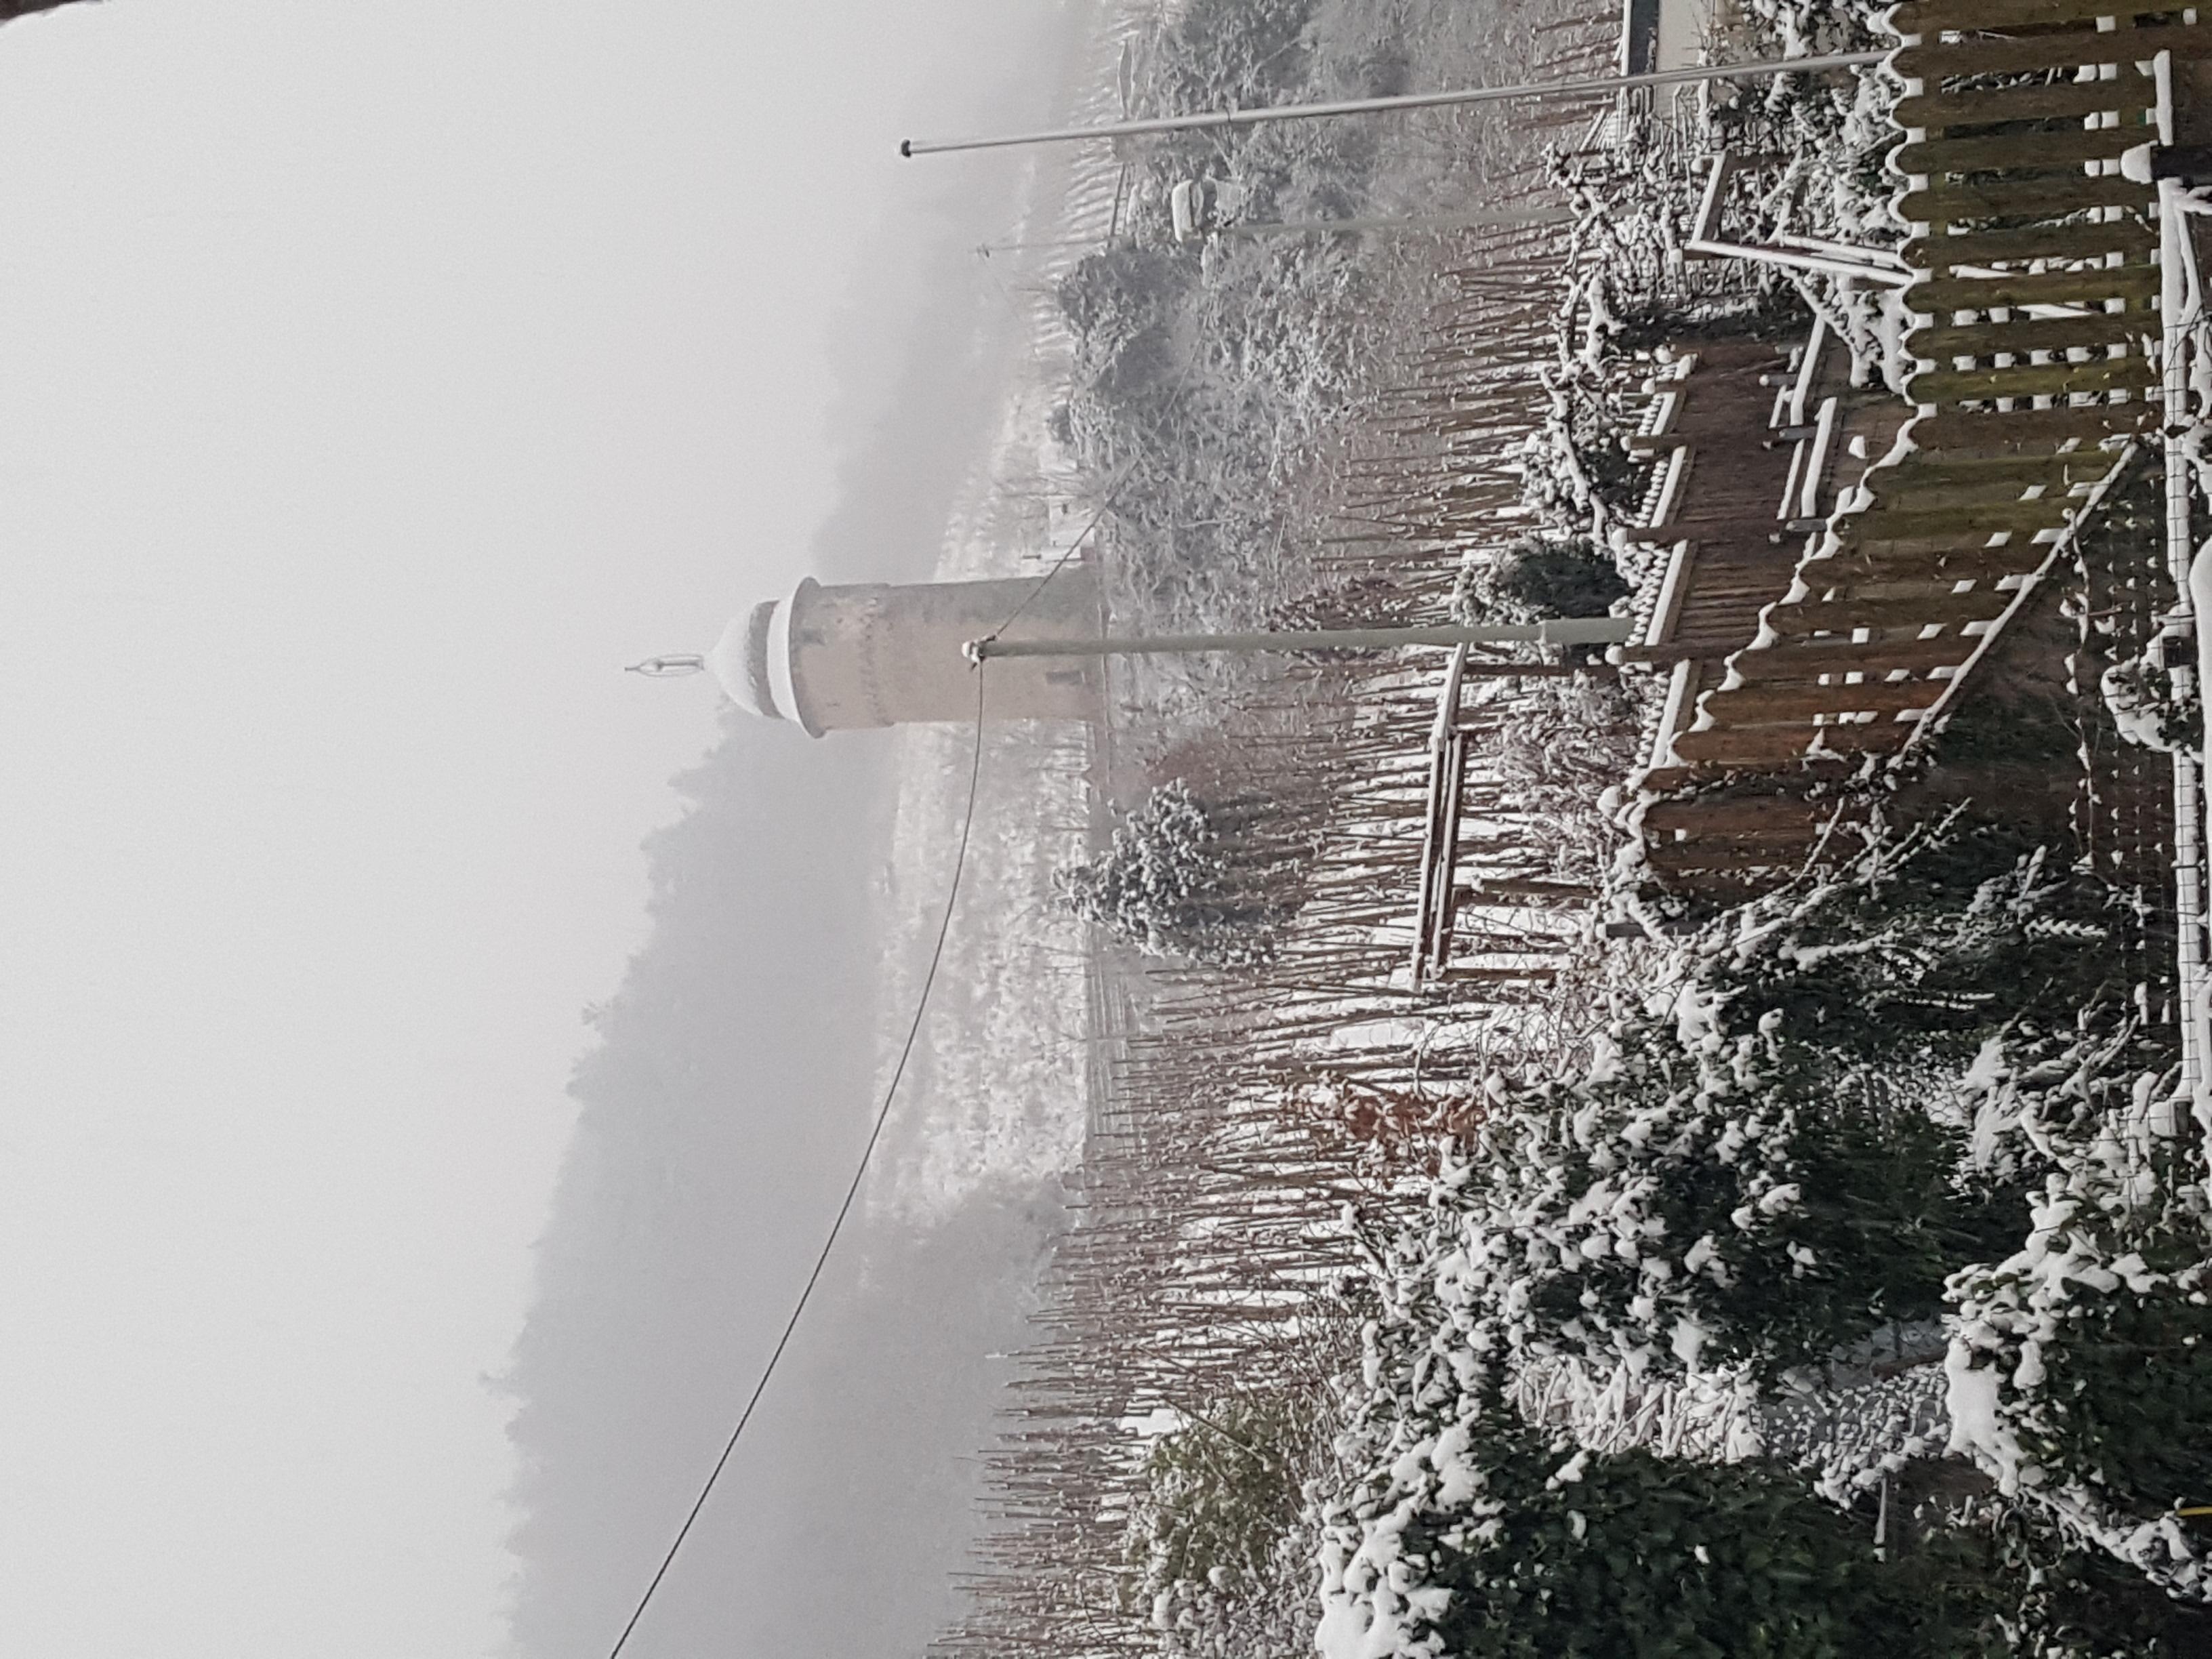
left=1657, top=0, right=2190, bottom=785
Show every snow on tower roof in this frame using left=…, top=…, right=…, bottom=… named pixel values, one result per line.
left=707, top=599, right=785, bottom=722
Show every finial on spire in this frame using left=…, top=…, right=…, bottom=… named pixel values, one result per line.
left=627, top=654, right=707, bottom=678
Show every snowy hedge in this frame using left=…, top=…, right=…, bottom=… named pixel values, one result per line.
left=1317, top=1412, right=1933, bottom=1659
left=1423, top=1015, right=2002, bottom=1385
left=1389, top=827, right=2135, bottom=1387
left=1452, top=537, right=1626, bottom=628
left=1944, top=1056, right=2212, bottom=1603
left=1303, top=817, right=2212, bottom=1654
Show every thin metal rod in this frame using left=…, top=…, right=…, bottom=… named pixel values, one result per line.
left=966, top=617, right=1633, bottom=662
left=900, top=52, right=1884, bottom=157
left=1218, top=205, right=1574, bottom=239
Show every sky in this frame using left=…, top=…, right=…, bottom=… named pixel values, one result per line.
left=0, top=2, right=1066, bottom=1654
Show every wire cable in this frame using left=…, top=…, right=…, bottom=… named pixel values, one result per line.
left=985, top=437, right=1170, bottom=643
left=602, top=663, right=993, bottom=1659
left=605, top=428, right=1143, bottom=1655
left=987, top=470, right=1129, bottom=642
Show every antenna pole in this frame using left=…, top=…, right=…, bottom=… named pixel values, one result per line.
left=900, top=51, right=1883, bottom=157
left=964, top=617, right=1633, bottom=663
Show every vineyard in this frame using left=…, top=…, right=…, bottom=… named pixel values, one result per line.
left=936, top=0, right=2212, bottom=1653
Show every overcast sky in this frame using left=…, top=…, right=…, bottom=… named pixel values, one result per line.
left=0, top=2, right=1063, bottom=1654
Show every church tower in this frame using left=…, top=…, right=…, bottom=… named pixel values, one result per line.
left=702, top=564, right=1101, bottom=735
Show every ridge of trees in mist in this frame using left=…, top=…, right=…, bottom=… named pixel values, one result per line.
left=498, top=714, right=1065, bottom=1657
left=493, top=6, right=1109, bottom=1651
left=1, top=2, right=95, bottom=24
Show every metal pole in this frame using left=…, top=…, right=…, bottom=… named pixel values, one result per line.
left=965, top=617, right=1633, bottom=663
left=900, top=51, right=1884, bottom=157
left=1218, top=204, right=1574, bottom=239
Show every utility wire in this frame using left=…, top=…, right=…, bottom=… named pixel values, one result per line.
left=606, top=444, right=1113, bottom=1656
left=603, top=663, right=993, bottom=1659
left=991, top=390, right=1189, bottom=642
left=992, top=506, right=1110, bottom=640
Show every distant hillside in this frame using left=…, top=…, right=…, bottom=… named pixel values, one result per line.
left=499, top=713, right=1069, bottom=1658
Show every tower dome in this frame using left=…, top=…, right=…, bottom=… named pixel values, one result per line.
left=706, top=598, right=787, bottom=723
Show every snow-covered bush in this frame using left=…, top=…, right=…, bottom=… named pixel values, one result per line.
left=1717, top=0, right=1903, bottom=247
left=1316, top=1115, right=2212, bottom=1659
left=1125, top=1389, right=1326, bottom=1658
left=1623, top=821, right=2136, bottom=1072
left=1451, top=537, right=1626, bottom=627
left=1430, top=1025, right=1997, bottom=1385
left=1317, top=1418, right=1933, bottom=1659
left=1286, top=772, right=2201, bottom=1659
left=1128, top=1392, right=1314, bottom=1597
left=1057, top=779, right=1296, bottom=967
left=1963, top=1499, right=2212, bottom=1658
left=1386, top=825, right=2140, bottom=1387
left=2100, top=651, right=2205, bottom=757
left=1053, top=0, right=1404, bottom=643
left=1945, top=1069, right=2212, bottom=1602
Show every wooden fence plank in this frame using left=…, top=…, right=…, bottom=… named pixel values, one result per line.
left=1669, top=725, right=1826, bottom=765
left=1890, top=0, right=2188, bottom=33
left=1908, top=263, right=2163, bottom=312
left=1670, top=720, right=1912, bottom=764
left=1910, top=401, right=2151, bottom=448
left=1698, top=678, right=1942, bottom=722
left=1891, top=22, right=2212, bottom=81
left=1759, top=590, right=2015, bottom=631
left=1843, top=495, right=2089, bottom=536
left=1723, top=634, right=1980, bottom=680
left=1900, top=215, right=2159, bottom=270
left=1893, top=123, right=2151, bottom=178
left=1642, top=794, right=1841, bottom=834
left=1854, top=474, right=2091, bottom=508
left=1905, top=354, right=2162, bottom=403
left=1805, top=542, right=2060, bottom=580
left=1908, top=313, right=2158, bottom=361
left=1898, top=171, right=2154, bottom=226
left=1885, top=449, right=2127, bottom=487
left=1894, top=77, right=2158, bottom=130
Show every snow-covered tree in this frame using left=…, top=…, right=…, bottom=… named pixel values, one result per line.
left=1124, top=1390, right=1324, bottom=1659
left=1942, top=1046, right=2212, bottom=1603
left=1425, top=1032, right=1998, bottom=1385
left=1057, top=779, right=1303, bottom=967
left=1319, top=1420, right=1947, bottom=1659
left=1452, top=536, right=1627, bottom=626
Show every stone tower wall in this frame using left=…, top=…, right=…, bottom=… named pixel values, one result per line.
left=786, top=565, right=1101, bottom=732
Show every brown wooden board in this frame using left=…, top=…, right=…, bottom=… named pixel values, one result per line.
left=1898, top=215, right=2159, bottom=270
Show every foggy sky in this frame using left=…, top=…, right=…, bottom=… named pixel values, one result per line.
left=0, top=2, right=1086, bottom=1654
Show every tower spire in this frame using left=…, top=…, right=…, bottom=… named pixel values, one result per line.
left=627, top=655, right=706, bottom=678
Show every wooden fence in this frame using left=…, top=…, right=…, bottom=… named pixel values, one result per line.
left=1637, top=0, right=2201, bottom=890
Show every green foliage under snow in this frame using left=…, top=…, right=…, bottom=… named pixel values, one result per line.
left=1452, top=537, right=1628, bottom=628
left=1124, top=1390, right=1326, bottom=1656
left=1307, top=821, right=2212, bottom=1656
left=1408, top=827, right=2129, bottom=1385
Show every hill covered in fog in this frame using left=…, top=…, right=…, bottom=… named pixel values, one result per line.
left=498, top=712, right=1067, bottom=1657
